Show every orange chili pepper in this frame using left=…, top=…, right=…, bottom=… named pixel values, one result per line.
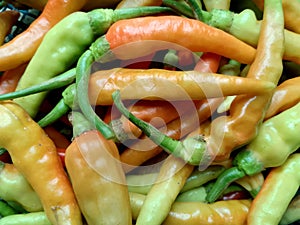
left=0, top=10, right=20, bottom=45
left=207, top=0, right=284, bottom=162
left=0, top=0, right=87, bottom=71
left=65, top=112, right=132, bottom=225
left=264, top=76, right=300, bottom=120
left=0, top=63, right=27, bottom=94
left=0, top=101, right=82, bottom=225
left=104, top=16, right=256, bottom=64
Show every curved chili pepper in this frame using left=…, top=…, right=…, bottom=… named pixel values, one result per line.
left=0, top=162, right=43, bottom=212
left=265, top=76, right=300, bottom=120
left=14, top=6, right=171, bottom=118
left=65, top=111, right=132, bottom=225
left=0, top=10, right=20, bottom=45
left=184, top=0, right=203, bottom=21
left=0, top=101, right=82, bottom=225
left=0, top=63, right=27, bottom=95
left=100, top=15, right=256, bottom=64
left=247, top=153, right=300, bottom=225
left=129, top=191, right=251, bottom=224
left=206, top=101, right=300, bottom=203
left=234, top=172, right=264, bottom=198
left=207, top=0, right=284, bottom=162
left=0, top=0, right=87, bottom=71
left=135, top=155, right=194, bottom=225
left=0, top=211, right=51, bottom=225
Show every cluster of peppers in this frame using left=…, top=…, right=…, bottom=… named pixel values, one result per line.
left=0, top=0, right=300, bottom=224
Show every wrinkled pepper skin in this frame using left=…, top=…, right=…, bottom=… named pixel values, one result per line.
left=65, top=129, right=132, bottom=225
left=0, top=101, right=82, bottom=225
left=247, top=153, right=300, bottom=225
left=0, top=162, right=43, bottom=212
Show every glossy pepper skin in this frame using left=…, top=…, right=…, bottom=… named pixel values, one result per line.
left=207, top=0, right=284, bottom=162
left=0, top=0, right=88, bottom=71
left=14, top=6, right=171, bottom=118
left=129, top=191, right=251, bottom=225
left=0, top=10, right=20, bottom=45
left=0, top=162, right=43, bottom=212
left=247, top=153, right=300, bottom=225
left=0, top=101, right=82, bottom=225
left=206, top=101, right=300, bottom=203
left=65, top=112, right=132, bottom=225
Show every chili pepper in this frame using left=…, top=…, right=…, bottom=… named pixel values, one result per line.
left=129, top=191, right=251, bottom=224
left=265, top=76, right=300, bottom=120
left=280, top=195, right=300, bottom=225
left=88, top=68, right=274, bottom=105
left=97, top=15, right=256, bottom=64
left=202, top=0, right=231, bottom=11
left=0, top=63, right=27, bottom=95
left=126, top=172, right=158, bottom=194
left=207, top=0, right=284, bottom=162
left=0, top=0, right=88, bottom=72
left=0, top=101, right=82, bottom=225
left=135, top=155, right=194, bottom=225
left=13, top=6, right=171, bottom=118
left=0, top=10, right=19, bottom=45
left=176, top=186, right=207, bottom=202
left=201, top=7, right=300, bottom=64
left=247, top=153, right=300, bottom=225
left=0, top=211, right=51, bottom=225
left=206, top=101, right=300, bottom=203
left=0, top=161, right=43, bottom=212
left=65, top=111, right=132, bottom=225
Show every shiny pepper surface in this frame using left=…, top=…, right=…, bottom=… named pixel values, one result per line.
left=0, top=101, right=82, bottom=225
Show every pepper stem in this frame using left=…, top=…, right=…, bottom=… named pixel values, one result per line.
left=75, top=49, right=115, bottom=140
left=206, top=166, right=246, bottom=203
left=112, top=90, right=209, bottom=165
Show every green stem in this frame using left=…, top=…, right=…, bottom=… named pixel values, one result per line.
left=0, top=68, right=76, bottom=101
left=37, top=99, right=70, bottom=127
left=112, top=90, right=209, bottom=165
left=162, top=0, right=195, bottom=18
left=75, top=49, right=115, bottom=140
left=184, top=0, right=203, bottom=21
left=205, top=166, right=246, bottom=203
left=69, top=111, right=95, bottom=138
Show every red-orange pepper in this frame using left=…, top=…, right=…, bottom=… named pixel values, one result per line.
left=0, top=10, right=20, bottom=45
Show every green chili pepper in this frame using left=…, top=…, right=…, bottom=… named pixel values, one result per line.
left=0, top=161, right=43, bottom=212
left=248, top=153, right=300, bottom=225
left=0, top=211, right=51, bottom=225
left=112, top=89, right=211, bottom=165
left=206, top=101, right=300, bottom=203
left=13, top=6, right=172, bottom=118
left=0, top=200, right=17, bottom=217
left=184, top=0, right=203, bottom=20
left=175, top=186, right=207, bottom=202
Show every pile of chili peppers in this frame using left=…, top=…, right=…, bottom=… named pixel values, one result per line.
left=0, top=0, right=300, bottom=224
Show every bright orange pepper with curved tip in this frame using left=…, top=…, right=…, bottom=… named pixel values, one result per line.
left=0, top=101, right=82, bottom=225
left=0, top=0, right=87, bottom=71
left=0, top=10, right=20, bottom=45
